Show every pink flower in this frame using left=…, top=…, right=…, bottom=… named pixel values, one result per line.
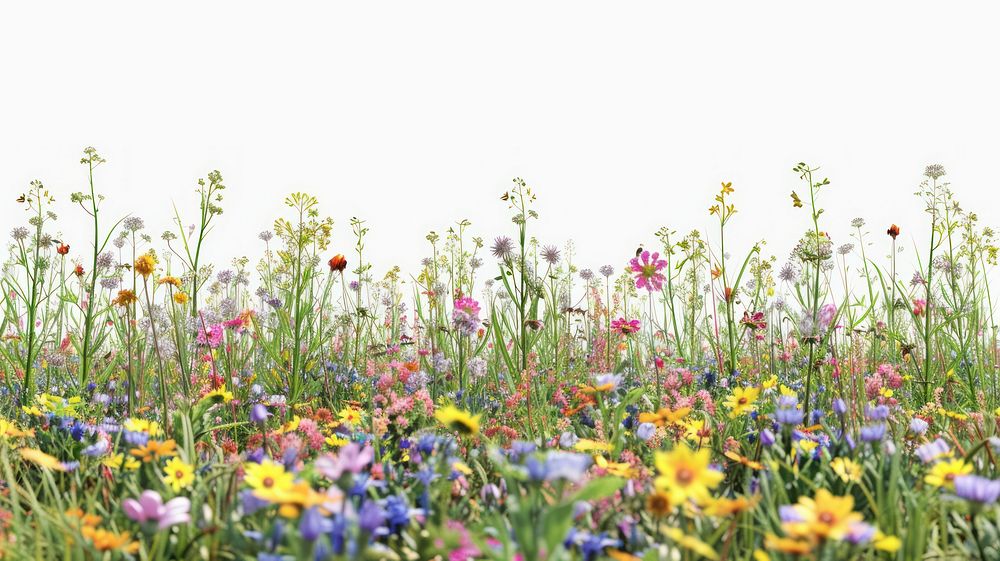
left=912, top=298, right=927, bottom=316
left=611, top=317, right=641, bottom=335
left=123, top=490, right=191, bottom=530
left=196, top=323, right=224, bottom=348
left=315, top=443, right=374, bottom=480
left=629, top=250, right=668, bottom=292
left=819, top=303, right=837, bottom=330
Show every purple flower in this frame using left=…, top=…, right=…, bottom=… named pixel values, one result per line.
left=865, top=404, right=889, bottom=421
left=955, top=475, right=1000, bottom=505
left=844, top=522, right=876, bottom=545
left=859, top=423, right=886, bottom=442
left=760, top=429, right=776, bottom=447
left=299, top=507, right=332, bottom=541
left=358, top=499, right=386, bottom=535
left=316, top=443, right=374, bottom=480
left=916, top=438, right=951, bottom=464
left=123, top=490, right=191, bottom=530
left=636, top=422, right=656, bottom=441
left=832, top=398, right=847, bottom=416
left=250, top=404, right=271, bottom=424
left=909, top=417, right=929, bottom=435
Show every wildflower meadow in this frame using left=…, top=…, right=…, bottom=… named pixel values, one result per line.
left=3, top=151, right=1000, bottom=560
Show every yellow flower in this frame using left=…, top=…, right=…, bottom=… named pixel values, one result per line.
left=664, top=527, right=719, bottom=560
left=704, top=495, right=759, bottom=517
left=594, top=455, right=635, bottom=478
left=276, top=415, right=301, bottom=434
left=762, top=376, right=778, bottom=390
left=683, top=418, right=706, bottom=442
left=574, top=439, right=612, bottom=452
left=338, top=408, right=363, bottom=425
left=874, top=532, right=902, bottom=552
left=924, top=458, right=973, bottom=490
left=103, top=453, right=140, bottom=471
left=434, top=405, right=480, bottom=436
left=0, top=418, right=33, bottom=438
left=19, top=448, right=66, bottom=471
left=639, top=406, right=690, bottom=426
left=325, top=434, right=349, bottom=448
left=245, top=459, right=295, bottom=500
left=203, top=386, right=234, bottom=404
left=162, top=458, right=195, bottom=492
left=723, top=386, right=760, bottom=418
left=124, top=418, right=164, bottom=436
left=830, top=457, right=862, bottom=483
left=798, top=439, right=818, bottom=455
left=785, top=489, right=864, bottom=541
left=134, top=252, right=157, bottom=278
left=173, top=291, right=189, bottom=305
left=653, top=446, right=724, bottom=505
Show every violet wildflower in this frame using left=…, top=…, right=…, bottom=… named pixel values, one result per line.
left=954, top=475, right=1000, bottom=505
left=916, top=439, right=951, bottom=464
left=909, top=417, right=929, bottom=435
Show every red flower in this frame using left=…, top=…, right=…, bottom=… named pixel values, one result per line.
left=328, top=254, right=348, bottom=272
left=887, top=224, right=900, bottom=240
left=56, top=243, right=70, bottom=255
left=74, top=264, right=85, bottom=277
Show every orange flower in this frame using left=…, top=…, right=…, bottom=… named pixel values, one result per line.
left=56, top=243, right=70, bottom=255
left=81, top=526, right=140, bottom=553
left=887, top=224, right=900, bottom=240
left=328, top=254, right=348, bottom=272
left=130, top=439, right=178, bottom=463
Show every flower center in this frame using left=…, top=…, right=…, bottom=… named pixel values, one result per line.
left=175, top=470, right=185, bottom=479
left=818, top=511, right=835, bottom=524
left=676, top=468, right=694, bottom=485
left=263, top=476, right=275, bottom=488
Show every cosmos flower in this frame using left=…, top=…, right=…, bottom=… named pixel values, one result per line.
left=610, top=318, right=641, bottom=335
left=629, top=250, right=668, bottom=292
left=123, top=490, right=191, bottom=529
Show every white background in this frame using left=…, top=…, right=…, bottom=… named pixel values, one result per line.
left=2, top=2, right=998, bottom=287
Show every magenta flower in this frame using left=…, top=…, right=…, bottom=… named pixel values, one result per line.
left=629, top=250, right=667, bottom=292
left=123, top=490, right=191, bottom=530
left=452, top=297, right=482, bottom=337
left=315, top=442, right=375, bottom=480
left=610, top=317, right=641, bottom=335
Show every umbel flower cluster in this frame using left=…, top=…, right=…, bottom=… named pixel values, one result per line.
left=1, top=152, right=1000, bottom=560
